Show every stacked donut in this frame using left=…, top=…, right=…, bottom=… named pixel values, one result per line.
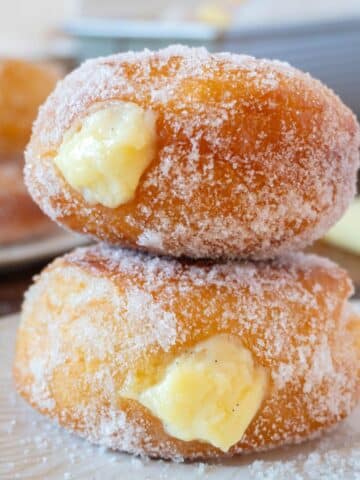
left=14, top=46, right=360, bottom=460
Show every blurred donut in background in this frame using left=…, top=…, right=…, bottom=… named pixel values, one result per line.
left=0, top=59, right=60, bottom=245
left=0, top=59, right=60, bottom=156
left=0, top=158, right=56, bottom=244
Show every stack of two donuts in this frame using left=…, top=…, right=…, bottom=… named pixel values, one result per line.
left=14, top=46, right=360, bottom=460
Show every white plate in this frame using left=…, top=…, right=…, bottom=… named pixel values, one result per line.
left=0, top=232, right=88, bottom=271
left=0, top=314, right=359, bottom=480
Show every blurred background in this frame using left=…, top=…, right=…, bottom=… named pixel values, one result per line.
left=0, top=0, right=359, bottom=313
left=2, top=0, right=360, bottom=116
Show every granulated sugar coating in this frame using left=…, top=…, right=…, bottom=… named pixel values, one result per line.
left=2, top=314, right=360, bottom=479
left=25, top=45, right=360, bottom=259
left=248, top=411, right=360, bottom=480
left=14, top=245, right=360, bottom=460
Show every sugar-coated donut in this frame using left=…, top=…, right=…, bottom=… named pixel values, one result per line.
left=14, top=245, right=360, bottom=460
left=25, top=45, right=360, bottom=259
left=0, top=157, right=56, bottom=244
left=0, top=59, right=59, bottom=244
left=0, top=59, right=59, bottom=156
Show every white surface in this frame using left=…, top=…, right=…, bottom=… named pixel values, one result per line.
left=0, top=232, right=88, bottom=271
left=0, top=311, right=360, bottom=479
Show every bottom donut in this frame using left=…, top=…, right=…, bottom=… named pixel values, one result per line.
left=14, top=245, right=360, bottom=460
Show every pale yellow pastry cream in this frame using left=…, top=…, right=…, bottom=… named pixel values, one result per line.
left=54, top=102, right=156, bottom=208
left=122, top=334, right=268, bottom=452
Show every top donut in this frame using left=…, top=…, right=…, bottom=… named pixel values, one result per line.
left=25, top=45, right=360, bottom=259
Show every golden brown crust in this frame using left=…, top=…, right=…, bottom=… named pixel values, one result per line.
left=25, top=46, right=360, bottom=259
left=14, top=245, right=360, bottom=459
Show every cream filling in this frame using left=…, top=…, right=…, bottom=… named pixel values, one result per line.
left=54, top=101, right=157, bottom=208
left=121, top=334, right=268, bottom=452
